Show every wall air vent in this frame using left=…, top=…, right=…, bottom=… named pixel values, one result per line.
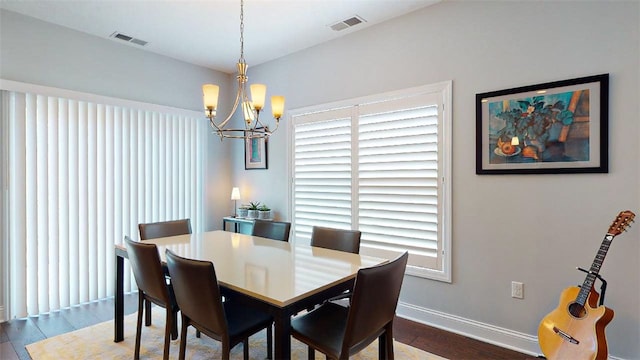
left=330, top=15, right=366, bottom=32
left=109, top=32, right=148, bottom=46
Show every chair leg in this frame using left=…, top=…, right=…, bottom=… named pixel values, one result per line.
left=222, top=342, right=231, bottom=360
left=243, top=339, right=249, bottom=360
left=308, top=346, right=315, bottom=360
left=171, top=310, right=179, bottom=340
left=196, top=329, right=201, bottom=338
left=266, top=325, right=273, bottom=360
left=378, top=323, right=394, bottom=360
left=145, top=299, right=152, bottom=326
left=163, top=308, right=172, bottom=360
left=386, top=323, right=394, bottom=360
left=178, top=315, right=189, bottom=360
left=134, top=293, right=144, bottom=360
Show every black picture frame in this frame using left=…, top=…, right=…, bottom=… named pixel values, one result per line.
left=244, top=129, right=268, bottom=170
left=476, top=74, right=609, bottom=174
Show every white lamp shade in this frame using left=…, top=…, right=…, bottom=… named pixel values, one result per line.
left=242, top=101, right=255, bottom=122
left=271, top=95, right=285, bottom=119
left=231, top=187, right=241, bottom=200
left=250, top=84, right=267, bottom=111
left=202, top=84, right=220, bottom=110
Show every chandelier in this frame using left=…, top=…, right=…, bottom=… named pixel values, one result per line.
left=202, top=0, right=285, bottom=140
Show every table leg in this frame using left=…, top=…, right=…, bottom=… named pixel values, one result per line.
left=114, top=253, right=124, bottom=342
left=273, top=310, right=292, bottom=360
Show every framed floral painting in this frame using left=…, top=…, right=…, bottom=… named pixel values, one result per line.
left=476, top=74, right=608, bottom=174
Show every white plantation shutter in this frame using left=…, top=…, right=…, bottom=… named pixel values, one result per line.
left=1, top=83, right=205, bottom=318
left=293, top=107, right=354, bottom=244
left=291, top=82, right=452, bottom=281
left=358, top=94, right=441, bottom=271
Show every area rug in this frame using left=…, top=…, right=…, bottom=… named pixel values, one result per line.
left=26, top=307, right=447, bottom=359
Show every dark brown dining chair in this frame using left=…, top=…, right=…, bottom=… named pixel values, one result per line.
left=291, top=251, right=409, bottom=360
left=165, top=249, right=273, bottom=360
left=124, top=236, right=179, bottom=360
left=139, top=218, right=192, bottom=240
left=309, top=226, right=362, bottom=308
left=138, top=218, right=192, bottom=329
left=251, top=219, right=291, bottom=242
left=310, top=226, right=361, bottom=254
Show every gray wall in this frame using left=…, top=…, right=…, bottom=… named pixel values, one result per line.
left=0, top=9, right=235, bottom=319
left=0, top=9, right=234, bottom=233
left=1, top=1, right=639, bottom=358
left=242, top=1, right=640, bottom=358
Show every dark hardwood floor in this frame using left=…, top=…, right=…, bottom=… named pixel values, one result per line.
left=1, top=293, right=540, bottom=360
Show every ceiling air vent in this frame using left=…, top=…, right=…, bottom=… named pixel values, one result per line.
left=330, top=15, right=366, bottom=32
left=109, top=32, right=148, bottom=47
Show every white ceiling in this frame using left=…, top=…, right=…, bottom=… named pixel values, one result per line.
left=0, top=0, right=440, bottom=73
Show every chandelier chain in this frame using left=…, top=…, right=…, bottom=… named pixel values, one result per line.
left=239, top=0, right=245, bottom=63
left=201, top=0, right=284, bottom=140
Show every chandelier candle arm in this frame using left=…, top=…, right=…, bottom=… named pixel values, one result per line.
left=200, top=0, right=285, bottom=140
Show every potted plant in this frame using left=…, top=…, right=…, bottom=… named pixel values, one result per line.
left=247, top=202, right=260, bottom=219
left=237, top=204, right=249, bottom=218
left=258, top=204, right=272, bottom=220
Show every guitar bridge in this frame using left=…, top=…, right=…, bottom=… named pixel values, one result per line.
left=553, top=326, right=580, bottom=344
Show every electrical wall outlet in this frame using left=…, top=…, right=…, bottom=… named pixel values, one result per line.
left=511, top=281, right=524, bottom=299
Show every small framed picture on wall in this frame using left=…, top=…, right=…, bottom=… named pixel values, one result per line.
left=245, top=130, right=268, bottom=170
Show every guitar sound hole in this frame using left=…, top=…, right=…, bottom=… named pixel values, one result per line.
left=568, top=302, right=586, bottom=318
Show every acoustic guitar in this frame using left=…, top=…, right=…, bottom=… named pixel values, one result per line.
left=537, top=210, right=635, bottom=360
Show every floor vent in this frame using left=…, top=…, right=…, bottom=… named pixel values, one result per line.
left=330, top=15, right=366, bottom=31
left=109, top=32, right=148, bottom=46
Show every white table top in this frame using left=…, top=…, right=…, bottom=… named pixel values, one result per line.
left=141, top=230, right=386, bottom=307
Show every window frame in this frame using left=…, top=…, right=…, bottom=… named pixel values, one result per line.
left=287, top=81, right=452, bottom=282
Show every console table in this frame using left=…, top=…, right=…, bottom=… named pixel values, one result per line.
left=222, top=216, right=256, bottom=233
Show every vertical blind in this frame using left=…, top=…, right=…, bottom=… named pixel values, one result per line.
left=2, top=89, right=205, bottom=318
left=291, top=85, right=451, bottom=279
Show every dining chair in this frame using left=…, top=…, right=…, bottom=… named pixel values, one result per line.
left=309, top=226, right=362, bottom=308
left=165, top=249, right=274, bottom=360
left=138, top=218, right=192, bottom=330
left=251, top=219, right=291, bottom=242
left=124, top=236, right=180, bottom=360
left=291, top=251, right=409, bottom=360
left=310, top=226, right=361, bottom=254
left=138, top=218, right=192, bottom=240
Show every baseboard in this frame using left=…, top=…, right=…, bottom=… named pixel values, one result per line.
left=396, top=302, right=626, bottom=360
left=397, top=301, right=543, bottom=357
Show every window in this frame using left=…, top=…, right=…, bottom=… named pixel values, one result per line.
left=0, top=82, right=206, bottom=318
left=290, top=82, right=452, bottom=281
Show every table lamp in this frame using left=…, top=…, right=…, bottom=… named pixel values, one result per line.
left=231, top=187, right=241, bottom=217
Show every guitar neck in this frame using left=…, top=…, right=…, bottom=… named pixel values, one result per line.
left=575, top=233, right=614, bottom=306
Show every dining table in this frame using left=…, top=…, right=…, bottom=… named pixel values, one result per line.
left=114, top=230, right=386, bottom=359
